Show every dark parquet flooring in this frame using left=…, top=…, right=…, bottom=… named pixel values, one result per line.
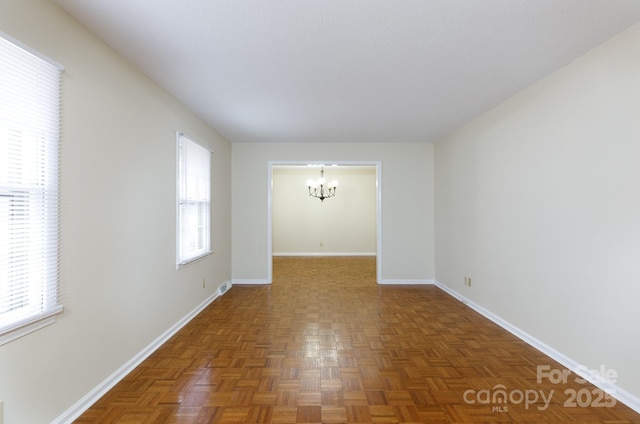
left=74, top=256, right=640, bottom=423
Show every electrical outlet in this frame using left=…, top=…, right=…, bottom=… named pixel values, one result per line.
left=320, top=242, right=323, bottom=247
left=202, top=278, right=206, bottom=289
left=464, top=276, right=472, bottom=287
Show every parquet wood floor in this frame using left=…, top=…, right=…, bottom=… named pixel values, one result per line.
left=75, top=256, right=640, bottom=423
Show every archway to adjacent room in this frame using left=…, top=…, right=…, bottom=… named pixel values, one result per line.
left=267, top=161, right=382, bottom=284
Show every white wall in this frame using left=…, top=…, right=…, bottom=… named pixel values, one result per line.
left=0, top=1, right=231, bottom=423
left=273, top=166, right=377, bottom=255
left=232, top=142, right=435, bottom=283
left=435, top=23, right=640, bottom=400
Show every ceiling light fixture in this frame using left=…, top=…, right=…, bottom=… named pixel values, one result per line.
left=306, top=165, right=337, bottom=202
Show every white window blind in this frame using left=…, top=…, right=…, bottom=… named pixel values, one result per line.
left=0, top=33, right=63, bottom=344
left=177, top=133, right=211, bottom=267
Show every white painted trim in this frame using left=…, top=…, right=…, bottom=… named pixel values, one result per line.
left=273, top=252, right=376, bottom=257
left=0, top=30, right=64, bottom=70
left=231, top=279, right=271, bottom=285
left=52, top=286, right=227, bottom=424
left=378, top=279, right=436, bottom=285
left=434, top=280, right=640, bottom=415
left=613, top=387, right=640, bottom=417
left=267, top=162, right=274, bottom=284
left=0, top=305, right=63, bottom=346
left=375, top=163, right=382, bottom=284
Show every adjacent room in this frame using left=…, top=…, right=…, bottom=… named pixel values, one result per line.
left=1, top=0, right=639, bottom=423
left=271, top=164, right=379, bottom=276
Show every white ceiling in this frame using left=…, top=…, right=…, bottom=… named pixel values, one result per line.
left=54, top=0, right=640, bottom=144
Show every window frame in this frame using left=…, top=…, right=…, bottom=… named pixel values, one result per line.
left=0, top=31, right=64, bottom=345
left=176, top=132, right=213, bottom=268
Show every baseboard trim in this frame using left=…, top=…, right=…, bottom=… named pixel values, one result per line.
left=378, top=279, right=435, bottom=285
left=231, top=278, right=271, bottom=285
left=434, top=281, right=640, bottom=415
left=52, top=285, right=228, bottom=424
left=273, top=252, right=376, bottom=257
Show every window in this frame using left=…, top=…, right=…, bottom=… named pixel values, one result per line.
left=176, top=133, right=212, bottom=267
left=0, top=33, right=63, bottom=344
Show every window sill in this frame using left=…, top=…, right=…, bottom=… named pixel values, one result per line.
left=176, top=250, right=214, bottom=269
left=0, top=305, right=64, bottom=346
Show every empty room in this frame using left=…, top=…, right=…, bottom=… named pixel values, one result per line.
left=1, top=1, right=640, bottom=423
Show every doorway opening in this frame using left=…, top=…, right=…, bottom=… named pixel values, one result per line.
left=267, top=161, right=382, bottom=284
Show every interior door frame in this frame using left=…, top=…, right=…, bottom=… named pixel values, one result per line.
left=267, top=160, right=382, bottom=284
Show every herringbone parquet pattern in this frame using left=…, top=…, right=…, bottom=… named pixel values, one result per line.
left=75, top=256, right=640, bottom=423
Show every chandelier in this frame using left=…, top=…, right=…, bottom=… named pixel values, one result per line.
left=307, top=166, right=338, bottom=202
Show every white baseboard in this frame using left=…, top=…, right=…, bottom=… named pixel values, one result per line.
left=378, top=279, right=435, bottom=285
left=434, top=281, right=640, bottom=415
left=273, top=252, right=376, bottom=256
left=52, top=285, right=228, bottom=424
left=231, top=278, right=271, bottom=285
